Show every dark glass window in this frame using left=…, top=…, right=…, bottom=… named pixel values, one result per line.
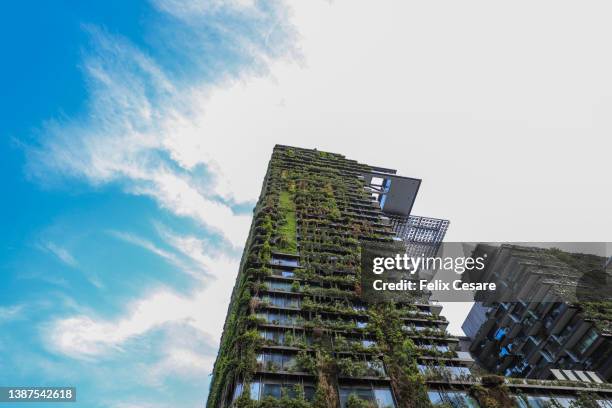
left=573, top=328, right=598, bottom=356
left=262, top=384, right=282, bottom=398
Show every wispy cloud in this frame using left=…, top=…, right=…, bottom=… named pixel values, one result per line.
left=42, top=242, right=78, bottom=267
left=108, top=227, right=222, bottom=282
left=26, top=1, right=297, bottom=248
left=45, top=252, right=237, bottom=362
left=0, top=305, right=25, bottom=324
left=38, top=241, right=104, bottom=288
left=109, top=230, right=185, bottom=269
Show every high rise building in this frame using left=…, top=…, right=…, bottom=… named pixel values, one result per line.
left=207, top=146, right=612, bottom=408
left=462, top=244, right=612, bottom=383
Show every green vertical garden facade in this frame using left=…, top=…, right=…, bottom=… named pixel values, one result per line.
left=206, top=146, right=612, bottom=408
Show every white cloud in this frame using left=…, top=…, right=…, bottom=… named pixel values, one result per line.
left=152, top=0, right=257, bottom=20
left=43, top=242, right=78, bottom=267
left=45, top=253, right=237, bottom=364
left=110, top=231, right=180, bottom=265
left=190, top=0, right=612, bottom=241
left=38, top=241, right=104, bottom=288
left=26, top=8, right=292, bottom=247
left=128, top=170, right=250, bottom=247
left=148, top=346, right=214, bottom=383
left=155, top=224, right=217, bottom=271
left=0, top=305, right=24, bottom=324
left=109, top=225, right=230, bottom=282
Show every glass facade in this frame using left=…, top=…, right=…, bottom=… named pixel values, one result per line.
left=338, top=385, right=395, bottom=408
left=427, top=391, right=479, bottom=407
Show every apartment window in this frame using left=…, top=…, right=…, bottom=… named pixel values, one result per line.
left=419, top=343, right=449, bottom=352
left=271, top=269, right=295, bottom=278
left=446, top=366, right=472, bottom=379
left=517, top=395, right=576, bottom=408
left=366, top=359, right=386, bottom=376
left=521, top=337, right=538, bottom=357
left=417, top=308, right=432, bottom=316
left=418, top=365, right=471, bottom=380
left=244, top=381, right=315, bottom=401
left=373, top=387, right=395, bottom=408
left=362, top=339, right=376, bottom=348
left=262, top=383, right=282, bottom=398
left=597, top=399, right=612, bottom=408
left=270, top=256, right=299, bottom=267
left=556, top=321, right=576, bottom=344
left=257, top=352, right=297, bottom=372
left=266, top=280, right=293, bottom=291
left=572, top=328, right=598, bottom=356
left=258, top=329, right=284, bottom=344
left=435, top=344, right=449, bottom=352
left=232, top=382, right=244, bottom=401
left=544, top=303, right=564, bottom=329
left=338, top=385, right=396, bottom=408
left=262, top=294, right=300, bottom=308
left=427, top=391, right=478, bottom=407
left=257, top=311, right=297, bottom=325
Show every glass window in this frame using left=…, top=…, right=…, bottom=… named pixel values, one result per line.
left=339, top=387, right=375, bottom=407
left=573, top=328, right=598, bottom=356
left=428, top=391, right=443, bottom=405
left=250, top=382, right=260, bottom=400
left=429, top=391, right=478, bottom=408
left=271, top=257, right=299, bottom=267
left=339, top=386, right=395, bottom=408
left=374, top=387, right=396, bottom=408
left=232, top=383, right=243, bottom=401
left=304, top=386, right=315, bottom=401
left=271, top=331, right=284, bottom=343
left=251, top=382, right=317, bottom=402
left=262, top=383, right=282, bottom=399
left=367, top=359, right=386, bottom=376
left=447, top=366, right=471, bottom=379
left=437, top=344, right=449, bottom=352
left=283, top=354, right=297, bottom=370
left=512, top=394, right=586, bottom=408
left=554, top=397, right=576, bottom=407
left=268, top=281, right=293, bottom=291
left=362, top=339, right=376, bottom=348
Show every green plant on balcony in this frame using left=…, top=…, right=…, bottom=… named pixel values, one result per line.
left=277, top=191, right=298, bottom=254
left=265, top=360, right=279, bottom=373
left=368, top=304, right=432, bottom=408
left=337, top=357, right=368, bottom=377
left=296, top=350, right=316, bottom=374
left=469, top=375, right=514, bottom=408
left=346, top=394, right=376, bottom=408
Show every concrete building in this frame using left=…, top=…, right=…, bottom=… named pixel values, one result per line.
left=462, top=244, right=612, bottom=383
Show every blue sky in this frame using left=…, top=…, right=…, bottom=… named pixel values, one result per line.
left=2, top=1, right=612, bottom=407
left=0, top=1, right=296, bottom=407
